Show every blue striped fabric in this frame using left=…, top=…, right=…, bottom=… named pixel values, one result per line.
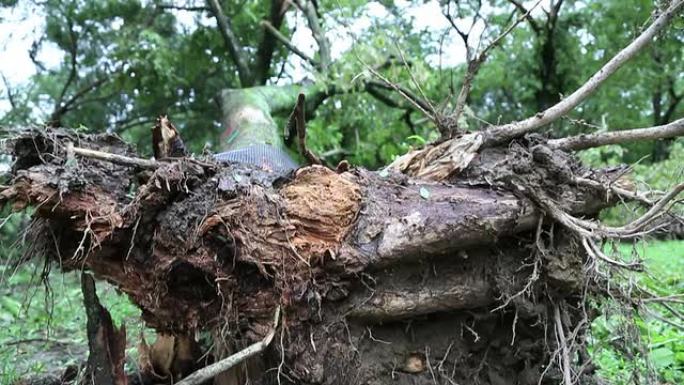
left=213, top=144, right=298, bottom=173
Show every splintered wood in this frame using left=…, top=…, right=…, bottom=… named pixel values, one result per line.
left=281, top=166, right=361, bottom=260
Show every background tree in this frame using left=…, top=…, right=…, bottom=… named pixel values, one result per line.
left=2, top=0, right=680, bottom=167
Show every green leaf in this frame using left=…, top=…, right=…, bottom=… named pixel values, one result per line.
left=650, top=347, right=675, bottom=369
left=64, top=157, right=78, bottom=168
left=406, top=135, right=427, bottom=145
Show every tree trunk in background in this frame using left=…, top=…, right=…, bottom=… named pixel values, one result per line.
left=218, top=85, right=329, bottom=152
left=219, top=86, right=300, bottom=150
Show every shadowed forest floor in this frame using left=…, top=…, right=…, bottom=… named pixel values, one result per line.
left=1, top=240, right=683, bottom=384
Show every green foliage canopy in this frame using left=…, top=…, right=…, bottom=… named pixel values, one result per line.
left=0, top=0, right=681, bottom=169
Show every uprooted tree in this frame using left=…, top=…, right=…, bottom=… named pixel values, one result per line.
left=1, top=0, right=684, bottom=384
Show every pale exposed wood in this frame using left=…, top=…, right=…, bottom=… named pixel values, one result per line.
left=175, top=307, right=280, bottom=385
left=70, top=144, right=160, bottom=169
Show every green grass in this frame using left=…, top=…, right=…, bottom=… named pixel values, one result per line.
left=0, top=265, right=144, bottom=384
left=591, top=240, right=684, bottom=384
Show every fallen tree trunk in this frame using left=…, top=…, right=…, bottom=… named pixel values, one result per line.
left=1, top=128, right=634, bottom=384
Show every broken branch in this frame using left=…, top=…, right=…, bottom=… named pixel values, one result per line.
left=285, top=93, right=321, bottom=165
left=261, top=20, right=318, bottom=67
left=70, top=144, right=160, bottom=169
left=550, top=117, right=684, bottom=151
left=175, top=306, right=280, bottom=385
left=484, top=0, right=684, bottom=146
left=82, top=273, right=127, bottom=385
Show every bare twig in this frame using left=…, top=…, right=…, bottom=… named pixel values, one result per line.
left=1, top=74, right=17, bottom=109
left=3, top=337, right=72, bottom=346
left=644, top=307, right=684, bottom=330
left=51, top=75, right=112, bottom=121
left=641, top=293, right=684, bottom=305
left=69, top=144, right=160, bottom=169
left=365, top=84, right=405, bottom=109
left=542, top=182, right=684, bottom=239
left=112, top=115, right=158, bottom=133
left=176, top=306, right=281, bottom=385
left=554, top=304, right=573, bottom=385
left=365, top=70, right=436, bottom=121
left=393, top=43, right=436, bottom=119
left=582, top=237, right=643, bottom=271
left=261, top=20, right=318, bottom=67
left=158, top=4, right=210, bottom=12
left=29, top=38, right=47, bottom=72
left=573, top=177, right=652, bottom=206
left=550, top=118, right=684, bottom=151
left=506, top=0, right=541, bottom=33
left=483, top=0, right=684, bottom=146
left=663, top=82, right=684, bottom=123
left=387, top=0, right=684, bottom=181
left=450, top=0, right=542, bottom=135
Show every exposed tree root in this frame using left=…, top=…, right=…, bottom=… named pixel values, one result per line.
left=2, top=128, right=682, bottom=385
